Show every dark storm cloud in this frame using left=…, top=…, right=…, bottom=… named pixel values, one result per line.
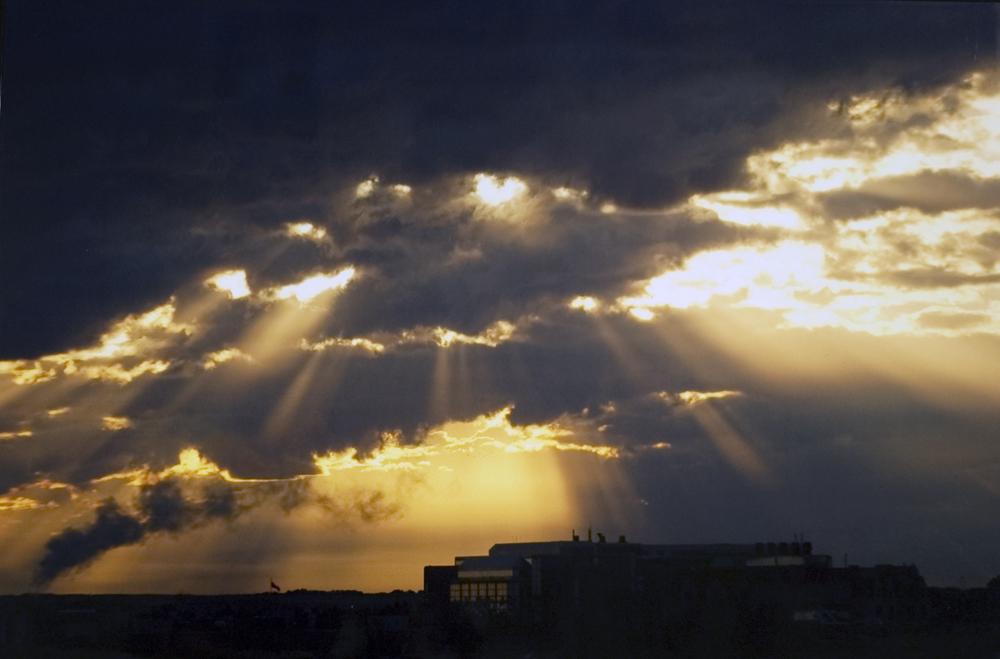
left=4, top=1, right=1000, bottom=592
left=10, top=307, right=1000, bottom=586
left=3, top=309, right=713, bottom=488
left=2, top=0, right=992, bottom=356
left=325, top=204, right=771, bottom=336
left=32, top=476, right=359, bottom=586
left=34, top=499, right=144, bottom=587
left=33, top=480, right=250, bottom=586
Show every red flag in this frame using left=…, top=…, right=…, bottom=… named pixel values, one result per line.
left=270, top=580, right=281, bottom=592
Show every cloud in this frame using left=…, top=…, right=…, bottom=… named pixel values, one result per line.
left=819, top=171, right=1000, bottom=220
left=101, top=416, right=132, bottom=432
left=473, top=173, right=527, bottom=207
left=918, top=311, right=991, bottom=330
left=26, top=446, right=420, bottom=587
left=31, top=478, right=251, bottom=586
left=201, top=347, right=254, bottom=370
left=284, top=221, right=329, bottom=243
left=312, top=407, right=620, bottom=474
left=0, top=496, right=48, bottom=512
left=3, top=2, right=990, bottom=357
left=264, top=267, right=356, bottom=304
left=316, top=490, right=401, bottom=524
left=34, top=499, right=144, bottom=587
left=0, top=430, right=33, bottom=441
left=3, top=3, right=1000, bottom=591
left=205, top=270, right=252, bottom=300
left=0, top=301, right=191, bottom=386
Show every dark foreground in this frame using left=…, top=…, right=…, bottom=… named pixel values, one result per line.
left=1, top=588, right=999, bottom=658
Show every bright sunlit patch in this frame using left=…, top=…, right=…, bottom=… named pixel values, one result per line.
left=0, top=301, right=190, bottom=385
left=163, top=448, right=227, bottom=479
left=0, top=429, right=33, bottom=441
left=474, top=173, right=527, bottom=206
left=552, top=186, right=588, bottom=202
left=390, top=320, right=522, bottom=349
left=314, top=432, right=437, bottom=474
left=46, top=407, right=70, bottom=417
left=461, top=407, right=619, bottom=458
left=205, top=270, right=251, bottom=300
left=0, top=361, right=56, bottom=386
left=80, top=360, right=171, bottom=384
left=569, top=296, right=600, bottom=312
left=299, top=318, right=528, bottom=358
left=623, top=241, right=826, bottom=313
left=391, top=184, right=412, bottom=196
left=751, top=71, right=1000, bottom=196
left=270, top=267, right=356, bottom=303
left=313, top=407, right=619, bottom=477
left=431, top=321, right=516, bottom=348
left=356, top=176, right=379, bottom=198
left=676, top=390, right=744, bottom=406
left=629, top=307, right=655, bottom=321
left=91, top=448, right=269, bottom=487
left=692, top=72, right=1000, bottom=335
left=599, top=202, right=618, bottom=214
left=0, top=496, right=45, bottom=511
left=691, top=194, right=804, bottom=229
left=101, top=416, right=133, bottom=432
left=285, top=222, right=328, bottom=242
left=0, top=479, right=76, bottom=513
left=299, top=336, right=385, bottom=354
left=201, top=347, right=254, bottom=370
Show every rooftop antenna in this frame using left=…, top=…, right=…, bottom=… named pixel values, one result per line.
left=588, top=526, right=592, bottom=543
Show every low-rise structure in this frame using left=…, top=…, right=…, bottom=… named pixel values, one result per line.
left=424, top=532, right=926, bottom=636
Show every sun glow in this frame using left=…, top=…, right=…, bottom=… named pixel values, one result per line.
left=269, top=267, right=356, bottom=303
left=206, top=270, right=251, bottom=299
left=285, top=222, right=328, bottom=242
left=474, top=173, right=527, bottom=206
left=569, top=296, right=600, bottom=312
left=621, top=241, right=828, bottom=316
left=309, top=407, right=623, bottom=543
left=356, top=176, right=379, bottom=198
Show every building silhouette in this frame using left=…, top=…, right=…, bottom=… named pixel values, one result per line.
left=424, top=532, right=935, bottom=654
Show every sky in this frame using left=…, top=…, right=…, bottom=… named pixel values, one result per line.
left=2, top=1, right=1000, bottom=593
